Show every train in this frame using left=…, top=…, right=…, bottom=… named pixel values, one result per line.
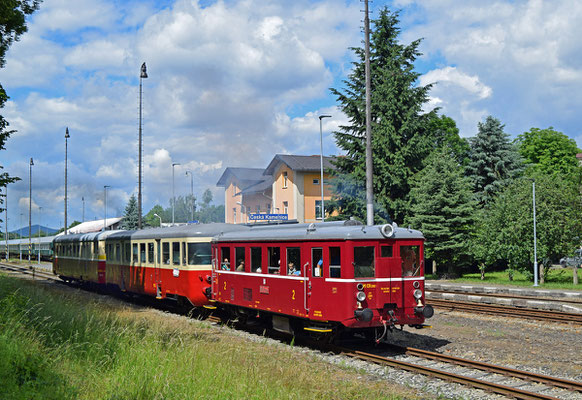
left=49, top=220, right=432, bottom=341
left=0, top=236, right=55, bottom=261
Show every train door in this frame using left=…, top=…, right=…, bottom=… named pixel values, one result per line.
left=307, top=247, right=325, bottom=319
left=154, top=239, right=162, bottom=298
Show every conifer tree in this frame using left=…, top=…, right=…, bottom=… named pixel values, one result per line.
left=329, top=7, right=436, bottom=224
left=466, top=116, right=522, bottom=204
left=407, top=147, right=476, bottom=273
left=121, top=194, right=139, bottom=230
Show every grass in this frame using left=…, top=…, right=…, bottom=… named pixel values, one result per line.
left=428, top=268, right=582, bottom=291
left=0, top=274, right=418, bottom=400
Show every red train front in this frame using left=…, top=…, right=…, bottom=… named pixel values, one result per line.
left=211, top=220, right=433, bottom=340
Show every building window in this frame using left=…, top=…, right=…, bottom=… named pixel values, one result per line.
left=283, top=201, right=288, bottom=215
left=233, top=208, right=236, bottom=223
left=267, top=203, right=271, bottom=214
left=283, top=171, right=288, bottom=188
left=256, top=205, right=260, bottom=213
left=315, top=200, right=322, bottom=220
left=313, top=178, right=319, bottom=185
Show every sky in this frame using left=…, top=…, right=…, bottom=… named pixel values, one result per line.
left=2, top=0, right=582, bottom=231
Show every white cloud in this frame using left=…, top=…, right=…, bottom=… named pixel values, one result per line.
left=421, top=67, right=492, bottom=99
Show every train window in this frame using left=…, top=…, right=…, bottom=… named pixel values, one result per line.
left=115, top=243, right=121, bottom=262
left=162, top=243, right=170, bottom=264
left=401, top=245, right=420, bottom=277
left=329, top=247, right=341, bottom=278
left=251, top=247, right=262, bottom=273
left=140, top=243, right=146, bottom=264
left=124, top=243, right=131, bottom=263
left=235, top=247, right=245, bottom=271
left=312, top=248, right=323, bottom=277
left=286, top=247, right=301, bottom=275
left=187, top=242, right=211, bottom=265
left=148, top=243, right=154, bottom=264
left=132, top=243, right=138, bottom=264
left=220, top=247, right=231, bottom=269
left=381, top=246, right=393, bottom=258
left=354, top=246, right=375, bottom=278
left=172, top=242, right=180, bottom=265
left=268, top=247, right=280, bottom=274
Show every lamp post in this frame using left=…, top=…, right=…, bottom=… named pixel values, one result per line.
left=153, top=213, right=162, bottom=227
left=28, top=157, right=33, bottom=263
left=532, top=179, right=539, bottom=287
left=185, top=170, right=194, bottom=222
left=138, top=62, right=148, bottom=230
left=172, top=162, right=180, bottom=225
left=318, top=115, right=331, bottom=222
left=104, top=185, right=110, bottom=231
left=64, top=127, right=70, bottom=234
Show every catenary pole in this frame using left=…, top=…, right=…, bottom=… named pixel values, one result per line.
left=364, top=0, right=374, bottom=226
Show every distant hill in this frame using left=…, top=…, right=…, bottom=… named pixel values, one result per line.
left=10, top=225, right=59, bottom=237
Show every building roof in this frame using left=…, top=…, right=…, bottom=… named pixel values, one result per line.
left=263, top=154, right=335, bottom=176
left=55, top=217, right=123, bottom=236
left=216, top=167, right=265, bottom=187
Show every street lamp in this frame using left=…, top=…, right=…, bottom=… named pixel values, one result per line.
left=138, top=62, right=148, bottom=230
left=29, top=157, right=33, bottom=263
left=532, top=179, right=539, bottom=287
left=318, top=115, right=331, bottom=222
left=185, top=170, right=194, bottom=222
left=172, top=162, right=180, bottom=225
left=153, top=213, right=162, bottom=227
left=64, top=127, right=70, bottom=234
left=104, top=185, right=110, bottom=231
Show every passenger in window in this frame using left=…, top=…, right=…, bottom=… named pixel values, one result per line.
left=402, top=247, right=417, bottom=276
left=256, top=267, right=261, bottom=273
left=221, top=258, right=230, bottom=270
left=314, top=259, right=323, bottom=277
left=236, top=260, right=245, bottom=271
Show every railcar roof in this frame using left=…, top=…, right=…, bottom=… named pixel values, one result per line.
left=104, top=223, right=250, bottom=241
left=213, top=221, right=424, bottom=242
left=2, top=235, right=56, bottom=245
left=53, top=230, right=126, bottom=243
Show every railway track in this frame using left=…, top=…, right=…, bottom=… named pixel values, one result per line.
left=332, top=343, right=582, bottom=400
left=430, top=298, right=582, bottom=324
left=428, top=288, right=582, bottom=305
left=0, top=262, right=59, bottom=282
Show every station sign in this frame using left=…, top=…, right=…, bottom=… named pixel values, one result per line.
left=249, top=213, right=288, bottom=221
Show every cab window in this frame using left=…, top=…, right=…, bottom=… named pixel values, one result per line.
left=354, top=246, right=375, bottom=278
left=329, top=247, right=341, bottom=278
left=312, top=248, right=323, bottom=277
left=401, top=245, right=420, bottom=277
left=189, top=243, right=212, bottom=265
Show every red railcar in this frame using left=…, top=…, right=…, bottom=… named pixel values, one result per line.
left=53, top=224, right=248, bottom=306
left=211, top=220, right=433, bottom=340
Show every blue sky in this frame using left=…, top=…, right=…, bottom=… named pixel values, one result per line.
left=2, top=0, right=582, bottom=231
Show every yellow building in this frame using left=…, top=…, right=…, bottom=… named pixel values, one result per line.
left=217, top=154, right=336, bottom=224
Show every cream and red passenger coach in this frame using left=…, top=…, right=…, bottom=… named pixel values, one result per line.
left=53, top=224, right=247, bottom=306
left=211, top=220, right=433, bottom=338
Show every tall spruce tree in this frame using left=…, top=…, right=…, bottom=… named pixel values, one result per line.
left=466, top=116, right=522, bottom=204
left=121, top=194, right=139, bottom=230
left=407, top=147, right=476, bottom=273
left=329, top=7, right=436, bottom=224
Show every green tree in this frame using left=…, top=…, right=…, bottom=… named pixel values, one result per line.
left=144, top=204, right=165, bottom=227
left=473, top=172, right=582, bottom=280
left=1, top=1, right=42, bottom=219
left=121, top=194, right=139, bottom=230
left=407, top=147, right=476, bottom=273
left=466, top=116, right=522, bottom=205
left=427, top=114, right=470, bottom=166
left=514, top=127, right=581, bottom=177
left=329, top=7, right=436, bottom=224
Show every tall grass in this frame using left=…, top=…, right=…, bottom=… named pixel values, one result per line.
left=0, top=275, right=411, bottom=400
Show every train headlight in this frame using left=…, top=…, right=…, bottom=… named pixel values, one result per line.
left=356, top=291, right=366, bottom=302
left=413, top=289, right=423, bottom=299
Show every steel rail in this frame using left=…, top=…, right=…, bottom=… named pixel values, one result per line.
left=430, top=298, right=582, bottom=324
left=0, top=262, right=58, bottom=281
left=383, top=344, right=582, bottom=393
left=428, top=289, right=582, bottom=305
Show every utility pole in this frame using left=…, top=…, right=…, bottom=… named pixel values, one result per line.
left=138, top=62, right=148, bottom=229
left=65, top=127, right=70, bottom=234
left=29, top=157, right=33, bottom=263
left=364, top=0, right=374, bottom=226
